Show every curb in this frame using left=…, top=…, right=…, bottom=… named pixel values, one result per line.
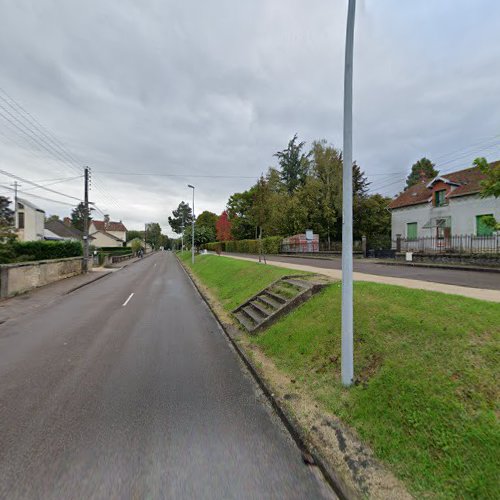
left=65, top=270, right=113, bottom=295
left=175, top=254, right=356, bottom=500
left=375, top=260, right=500, bottom=273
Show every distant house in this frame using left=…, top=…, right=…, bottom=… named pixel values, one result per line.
left=89, top=215, right=127, bottom=248
left=389, top=164, right=500, bottom=243
left=44, top=219, right=90, bottom=242
left=16, top=198, right=45, bottom=241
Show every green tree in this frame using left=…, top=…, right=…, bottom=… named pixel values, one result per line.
left=226, top=189, right=257, bottom=240
left=0, top=196, right=15, bottom=243
left=475, top=157, right=500, bottom=198
left=475, top=157, right=500, bottom=230
left=196, top=211, right=218, bottom=239
left=358, top=194, right=392, bottom=248
left=129, top=238, right=143, bottom=254
left=145, top=222, right=162, bottom=249
left=71, top=202, right=93, bottom=232
left=274, top=133, right=311, bottom=194
left=405, top=157, right=438, bottom=188
left=45, top=214, right=60, bottom=223
left=0, top=196, right=14, bottom=228
left=184, top=225, right=216, bottom=247
left=168, top=201, right=193, bottom=234
left=126, top=229, right=143, bottom=242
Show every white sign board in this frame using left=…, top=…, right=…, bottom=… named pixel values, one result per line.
left=305, top=229, right=313, bottom=241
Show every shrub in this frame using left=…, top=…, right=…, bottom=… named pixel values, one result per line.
left=11, top=240, right=83, bottom=261
left=203, top=237, right=282, bottom=255
left=98, top=246, right=128, bottom=252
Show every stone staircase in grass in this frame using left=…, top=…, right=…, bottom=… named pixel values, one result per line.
left=232, top=275, right=326, bottom=334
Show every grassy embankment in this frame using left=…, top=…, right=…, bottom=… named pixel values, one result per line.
left=180, top=252, right=500, bottom=499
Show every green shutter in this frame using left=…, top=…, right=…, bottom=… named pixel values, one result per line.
left=476, top=215, right=494, bottom=237
left=407, top=222, right=417, bottom=240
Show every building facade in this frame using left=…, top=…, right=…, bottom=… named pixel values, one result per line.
left=390, top=164, right=499, bottom=243
left=89, top=216, right=127, bottom=248
left=16, top=198, right=45, bottom=241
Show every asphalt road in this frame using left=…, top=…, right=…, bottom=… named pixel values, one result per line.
left=227, top=254, right=500, bottom=290
left=0, top=252, right=332, bottom=499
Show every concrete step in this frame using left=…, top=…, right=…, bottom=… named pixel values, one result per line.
left=242, top=305, right=267, bottom=325
left=263, top=290, right=287, bottom=304
left=283, top=278, right=311, bottom=290
left=250, top=300, right=271, bottom=317
left=256, top=294, right=281, bottom=311
left=234, top=311, right=255, bottom=331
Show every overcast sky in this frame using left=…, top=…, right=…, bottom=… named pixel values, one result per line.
left=1, top=0, right=500, bottom=234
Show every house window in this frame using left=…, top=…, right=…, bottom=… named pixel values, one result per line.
left=407, top=222, right=417, bottom=240
left=18, top=212, right=25, bottom=229
left=476, top=214, right=494, bottom=237
left=434, top=190, right=446, bottom=207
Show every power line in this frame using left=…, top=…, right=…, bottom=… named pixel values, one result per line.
left=0, top=168, right=82, bottom=201
left=22, top=175, right=83, bottom=192
left=368, top=139, right=500, bottom=194
left=92, top=171, right=262, bottom=179
left=0, top=88, right=123, bottom=212
left=0, top=184, right=76, bottom=207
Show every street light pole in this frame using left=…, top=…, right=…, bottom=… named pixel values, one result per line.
left=188, top=184, right=195, bottom=264
left=342, top=0, right=356, bottom=386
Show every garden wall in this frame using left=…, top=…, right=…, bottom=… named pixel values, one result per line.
left=0, top=257, right=86, bottom=298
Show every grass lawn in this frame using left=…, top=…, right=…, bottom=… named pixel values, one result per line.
left=182, top=252, right=500, bottom=499
left=255, top=283, right=500, bottom=499
left=179, top=252, right=306, bottom=311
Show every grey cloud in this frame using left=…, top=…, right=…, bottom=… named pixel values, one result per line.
left=1, top=0, right=500, bottom=234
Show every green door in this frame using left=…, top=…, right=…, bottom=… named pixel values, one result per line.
left=407, top=222, right=417, bottom=240
left=476, top=215, right=494, bottom=236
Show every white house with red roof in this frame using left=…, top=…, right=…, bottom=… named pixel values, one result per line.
left=389, top=163, right=499, bottom=242
left=89, top=215, right=127, bottom=248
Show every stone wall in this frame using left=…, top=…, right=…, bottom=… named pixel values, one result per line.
left=0, top=257, right=85, bottom=298
left=395, top=252, right=500, bottom=267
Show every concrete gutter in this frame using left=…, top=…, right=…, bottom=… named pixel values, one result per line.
left=176, top=254, right=357, bottom=500
left=374, top=260, right=500, bottom=273
left=64, top=270, right=113, bottom=295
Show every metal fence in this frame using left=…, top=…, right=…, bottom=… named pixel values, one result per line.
left=280, top=240, right=363, bottom=254
left=394, top=234, right=500, bottom=254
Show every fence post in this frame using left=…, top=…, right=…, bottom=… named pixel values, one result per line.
left=362, top=235, right=367, bottom=258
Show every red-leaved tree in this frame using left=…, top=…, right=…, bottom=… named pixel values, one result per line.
left=216, top=211, right=232, bottom=241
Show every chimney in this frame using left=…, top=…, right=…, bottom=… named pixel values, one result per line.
left=63, top=217, right=71, bottom=226
left=104, top=214, right=110, bottom=229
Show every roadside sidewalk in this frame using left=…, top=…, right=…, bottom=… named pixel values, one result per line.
left=0, top=268, right=112, bottom=325
left=224, top=254, right=500, bottom=303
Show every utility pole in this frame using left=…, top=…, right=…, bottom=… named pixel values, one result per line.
left=188, top=185, right=195, bottom=264
left=181, top=214, right=185, bottom=252
left=341, top=0, right=356, bottom=386
left=12, top=181, right=20, bottom=229
left=83, top=167, right=89, bottom=273
left=144, top=223, right=147, bottom=253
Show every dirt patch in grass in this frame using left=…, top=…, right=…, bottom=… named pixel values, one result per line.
left=240, top=339, right=411, bottom=500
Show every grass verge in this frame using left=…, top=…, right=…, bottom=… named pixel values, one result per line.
left=182, top=252, right=500, bottom=499
left=179, top=252, right=306, bottom=310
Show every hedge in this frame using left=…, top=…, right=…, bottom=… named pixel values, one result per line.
left=98, top=246, right=128, bottom=252
left=203, top=236, right=282, bottom=255
left=0, top=240, right=83, bottom=263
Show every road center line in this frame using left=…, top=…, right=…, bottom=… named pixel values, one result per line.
left=122, top=293, right=134, bottom=307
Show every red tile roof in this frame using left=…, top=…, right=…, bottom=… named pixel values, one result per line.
left=389, top=162, right=498, bottom=209
left=92, top=220, right=127, bottom=232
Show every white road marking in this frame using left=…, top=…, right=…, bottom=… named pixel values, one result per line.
left=122, top=293, right=134, bottom=307
left=154, top=263, right=157, bottom=267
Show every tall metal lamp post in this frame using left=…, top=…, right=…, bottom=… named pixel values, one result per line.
left=188, top=184, right=195, bottom=264
left=342, top=0, right=356, bottom=386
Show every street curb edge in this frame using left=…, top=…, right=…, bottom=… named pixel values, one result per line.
left=175, top=254, right=357, bottom=500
